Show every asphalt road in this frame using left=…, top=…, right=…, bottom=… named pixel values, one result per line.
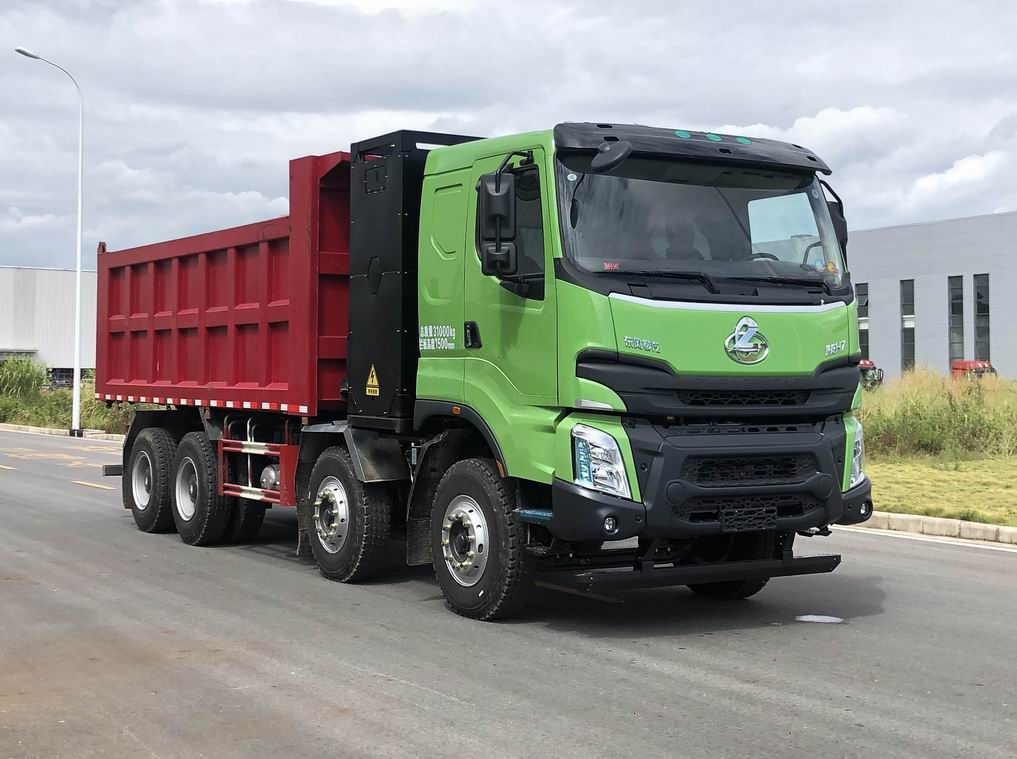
left=1, top=430, right=1015, bottom=759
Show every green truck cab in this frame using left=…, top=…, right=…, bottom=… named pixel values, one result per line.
left=409, top=123, right=871, bottom=615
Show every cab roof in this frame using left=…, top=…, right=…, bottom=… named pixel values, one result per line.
left=553, top=122, right=831, bottom=175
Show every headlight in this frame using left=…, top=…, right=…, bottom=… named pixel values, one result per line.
left=572, top=424, right=631, bottom=499
left=850, top=420, right=865, bottom=488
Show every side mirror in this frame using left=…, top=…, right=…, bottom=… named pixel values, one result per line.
left=827, top=199, right=848, bottom=254
left=819, top=179, right=848, bottom=255
left=477, top=171, right=518, bottom=276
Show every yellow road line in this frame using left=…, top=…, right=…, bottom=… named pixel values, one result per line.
left=0, top=464, right=15, bottom=471
left=71, top=480, right=115, bottom=491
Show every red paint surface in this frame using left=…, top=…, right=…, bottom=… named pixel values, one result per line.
left=96, top=152, right=351, bottom=417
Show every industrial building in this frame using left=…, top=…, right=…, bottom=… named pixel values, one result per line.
left=0, top=266, right=97, bottom=384
left=848, top=210, right=1016, bottom=380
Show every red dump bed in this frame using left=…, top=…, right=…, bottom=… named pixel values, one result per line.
left=96, top=151, right=351, bottom=417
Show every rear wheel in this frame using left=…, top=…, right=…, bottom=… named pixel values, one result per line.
left=301, top=446, right=392, bottom=582
left=171, top=432, right=231, bottom=546
left=687, top=531, right=777, bottom=600
left=123, top=428, right=176, bottom=533
left=223, top=499, right=266, bottom=543
left=430, top=458, right=533, bottom=620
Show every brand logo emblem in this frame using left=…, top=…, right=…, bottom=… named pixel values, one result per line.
left=725, top=317, right=769, bottom=364
left=623, top=336, right=661, bottom=353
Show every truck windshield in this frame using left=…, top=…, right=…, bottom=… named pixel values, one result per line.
left=555, top=153, right=847, bottom=291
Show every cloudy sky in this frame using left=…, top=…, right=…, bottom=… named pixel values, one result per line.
left=2, top=0, right=1016, bottom=269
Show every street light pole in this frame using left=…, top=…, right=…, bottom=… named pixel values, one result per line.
left=16, top=47, right=85, bottom=435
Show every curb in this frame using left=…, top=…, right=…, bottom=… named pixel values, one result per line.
left=0, top=423, right=125, bottom=443
left=854, top=510, right=1017, bottom=546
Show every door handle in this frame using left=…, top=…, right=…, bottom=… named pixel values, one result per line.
left=464, top=321, right=482, bottom=349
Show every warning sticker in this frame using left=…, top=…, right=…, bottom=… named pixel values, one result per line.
left=366, top=364, right=380, bottom=397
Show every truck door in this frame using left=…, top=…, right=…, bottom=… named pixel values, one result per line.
left=465, top=148, right=557, bottom=406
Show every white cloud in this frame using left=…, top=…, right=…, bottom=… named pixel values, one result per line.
left=2, top=0, right=1016, bottom=267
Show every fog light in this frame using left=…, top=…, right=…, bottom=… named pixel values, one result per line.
left=604, top=516, right=618, bottom=534
left=860, top=501, right=871, bottom=518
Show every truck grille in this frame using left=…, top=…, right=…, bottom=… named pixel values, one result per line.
left=681, top=454, right=816, bottom=487
left=682, top=493, right=818, bottom=532
left=675, top=389, right=810, bottom=407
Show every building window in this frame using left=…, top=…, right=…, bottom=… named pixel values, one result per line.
left=856, top=282, right=869, bottom=360
left=948, top=276, right=964, bottom=367
left=974, top=273, right=990, bottom=361
left=900, top=279, right=915, bottom=372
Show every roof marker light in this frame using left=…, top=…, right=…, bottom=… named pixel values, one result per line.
left=705, top=133, right=722, bottom=142
left=736, top=136, right=752, bottom=145
left=673, top=129, right=691, bottom=139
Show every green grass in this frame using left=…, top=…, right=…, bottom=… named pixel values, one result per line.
left=866, top=458, right=1017, bottom=527
left=0, top=359, right=133, bottom=434
left=0, top=384, right=134, bottom=434
left=858, top=370, right=1017, bottom=526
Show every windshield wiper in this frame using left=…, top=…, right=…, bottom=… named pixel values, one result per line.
left=727, top=274, right=833, bottom=295
left=628, top=270, right=720, bottom=294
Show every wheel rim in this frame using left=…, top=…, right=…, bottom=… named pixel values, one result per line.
left=174, top=457, right=198, bottom=522
left=131, top=451, right=153, bottom=511
left=441, top=495, right=489, bottom=587
left=314, top=476, right=349, bottom=554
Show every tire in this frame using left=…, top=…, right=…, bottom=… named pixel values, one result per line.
left=171, top=432, right=231, bottom=546
left=123, top=427, right=177, bottom=533
left=687, top=531, right=776, bottom=600
left=301, top=446, right=392, bottom=582
left=429, top=458, right=533, bottom=621
left=223, top=499, right=266, bottom=543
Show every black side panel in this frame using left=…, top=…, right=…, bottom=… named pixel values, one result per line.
left=348, top=130, right=480, bottom=432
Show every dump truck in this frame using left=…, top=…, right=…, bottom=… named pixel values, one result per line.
left=97, top=124, right=873, bottom=620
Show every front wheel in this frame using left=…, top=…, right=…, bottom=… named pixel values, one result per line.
left=301, top=446, right=392, bottom=583
left=429, top=459, right=533, bottom=621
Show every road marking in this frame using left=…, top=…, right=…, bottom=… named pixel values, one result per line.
left=836, top=525, right=1017, bottom=554
left=0, top=464, right=15, bottom=471
left=71, top=480, right=115, bottom=491
left=3, top=451, right=84, bottom=462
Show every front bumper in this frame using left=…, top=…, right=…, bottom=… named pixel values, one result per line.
left=549, top=416, right=873, bottom=542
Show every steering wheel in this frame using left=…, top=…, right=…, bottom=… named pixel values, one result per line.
left=749, top=250, right=780, bottom=261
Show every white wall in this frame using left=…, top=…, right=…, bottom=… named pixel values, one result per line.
left=849, top=211, right=1017, bottom=379
left=0, top=267, right=97, bottom=370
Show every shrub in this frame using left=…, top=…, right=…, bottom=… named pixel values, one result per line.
left=860, top=369, right=1017, bottom=459
left=0, top=357, right=48, bottom=398
left=0, top=395, right=24, bottom=423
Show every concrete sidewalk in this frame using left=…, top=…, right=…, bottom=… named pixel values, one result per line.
left=0, top=422, right=125, bottom=443
left=854, top=510, right=1017, bottom=545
